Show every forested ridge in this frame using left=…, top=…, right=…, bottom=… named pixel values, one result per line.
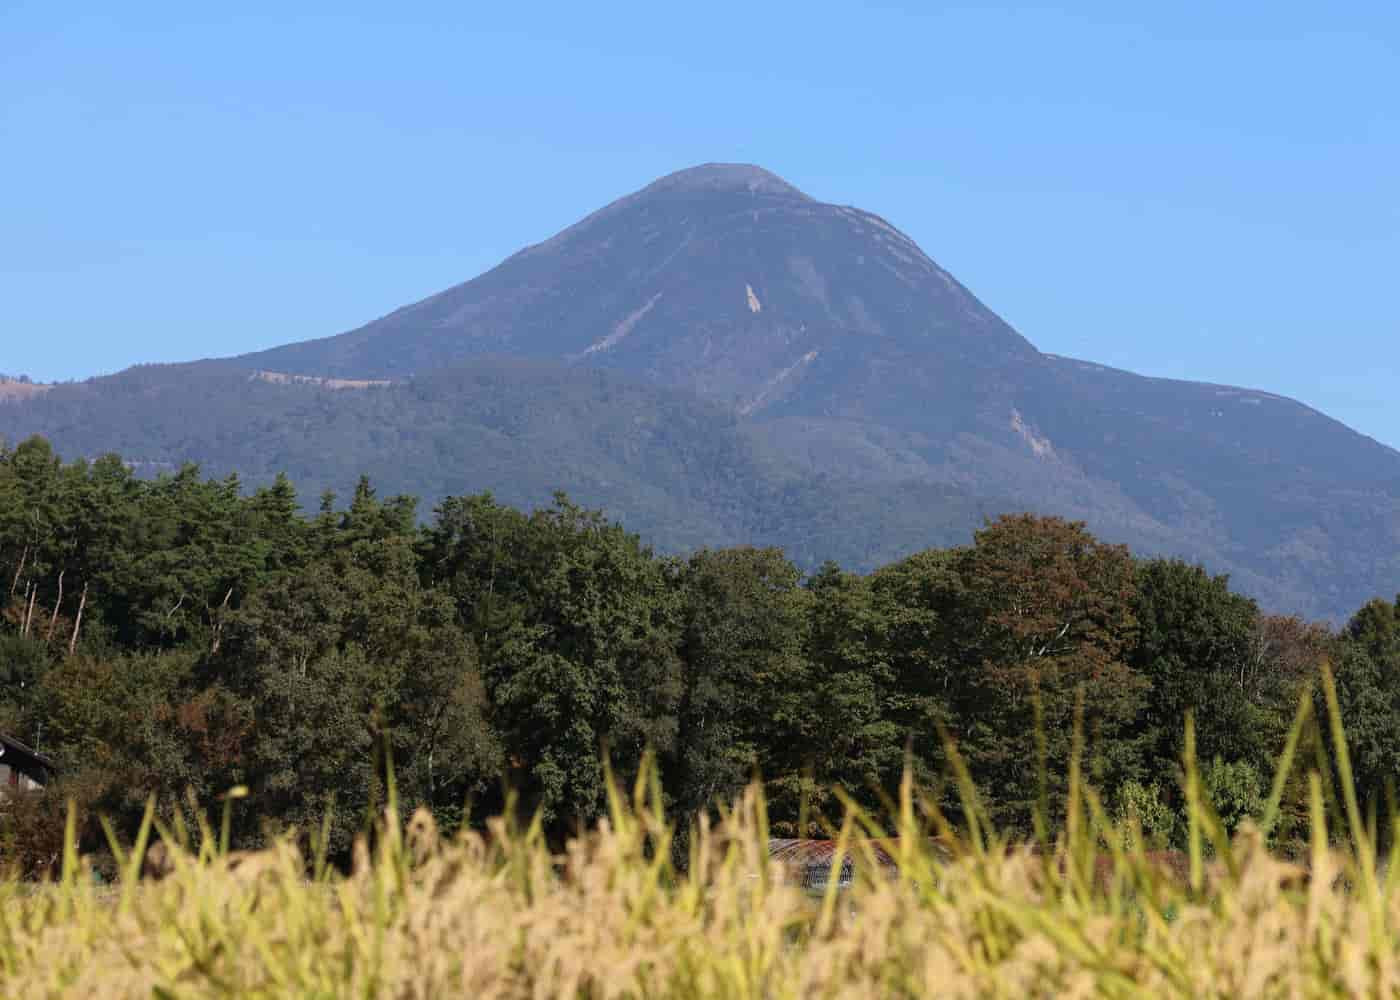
left=2, top=434, right=1398, bottom=874
left=0, top=361, right=1003, bottom=582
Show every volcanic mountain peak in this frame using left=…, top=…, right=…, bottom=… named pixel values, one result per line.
left=237, top=161, right=1036, bottom=402
left=638, top=163, right=812, bottom=200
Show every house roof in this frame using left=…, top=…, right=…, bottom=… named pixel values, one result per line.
left=0, top=731, right=56, bottom=774
left=769, top=838, right=899, bottom=870
left=767, top=837, right=963, bottom=892
left=768, top=838, right=930, bottom=891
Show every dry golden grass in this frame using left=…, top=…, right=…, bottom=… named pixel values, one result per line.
left=2, top=664, right=1396, bottom=998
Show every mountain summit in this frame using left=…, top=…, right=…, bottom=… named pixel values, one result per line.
left=639, top=163, right=812, bottom=198
left=238, top=163, right=1040, bottom=424
left=4, top=165, right=1398, bottom=619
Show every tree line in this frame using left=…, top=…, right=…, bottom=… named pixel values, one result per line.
left=1, top=435, right=1397, bottom=872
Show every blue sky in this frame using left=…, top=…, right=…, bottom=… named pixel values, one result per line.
left=3, top=2, right=1397, bottom=447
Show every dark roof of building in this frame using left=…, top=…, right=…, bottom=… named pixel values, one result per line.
left=0, top=731, right=56, bottom=774
left=769, top=838, right=899, bottom=870
left=767, top=838, right=954, bottom=891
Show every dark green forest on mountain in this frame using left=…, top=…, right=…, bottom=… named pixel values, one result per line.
left=0, top=363, right=1005, bottom=578
left=2, top=435, right=1398, bottom=875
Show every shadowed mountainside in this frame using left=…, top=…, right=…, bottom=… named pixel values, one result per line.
left=0, top=360, right=1004, bottom=572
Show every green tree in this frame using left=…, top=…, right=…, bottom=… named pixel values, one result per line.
left=1346, top=596, right=1400, bottom=678
left=674, top=547, right=812, bottom=828
left=423, top=493, right=680, bottom=833
left=1129, top=559, right=1260, bottom=780
left=221, top=486, right=498, bottom=851
left=804, top=554, right=958, bottom=821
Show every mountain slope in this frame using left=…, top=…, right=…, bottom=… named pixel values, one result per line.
left=0, top=361, right=1002, bottom=572
left=4, top=163, right=1397, bottom=619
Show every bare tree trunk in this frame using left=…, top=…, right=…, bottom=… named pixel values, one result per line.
left=209, top=587, right=233, bottom=654
left=22, top=582, right=37, bottom=637
left=9, top=545, right=27, bottom=597
left=45, top=569, right=64, bottom=641
left=68, top=582, right=87, bottom=656
left=425, top=703, right=446, bottom=803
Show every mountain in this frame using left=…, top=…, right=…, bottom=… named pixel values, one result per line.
left=240, top=163, right=1041, bottom=428
left=0, top=360, right=1001, bottom=572
left=4, top=164, right=1398, bottom=619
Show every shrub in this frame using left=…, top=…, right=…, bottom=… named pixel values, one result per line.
left=1113, top=778, right=1178, bottom=849
left=0, top=786, right=67, bottom=880
left=1202, top=756, right=1264, bottom=835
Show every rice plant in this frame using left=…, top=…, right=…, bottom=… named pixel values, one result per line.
left=2, top=660, right=1399, bottom=997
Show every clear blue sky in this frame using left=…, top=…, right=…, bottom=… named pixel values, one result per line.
left=4, top=2, right=1397, bottom=448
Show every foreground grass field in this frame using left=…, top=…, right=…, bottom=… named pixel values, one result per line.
left=4, top=669, right=1400, bottom=998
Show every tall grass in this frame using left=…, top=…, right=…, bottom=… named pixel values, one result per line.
left=4, top=661, right=1400, bottom=997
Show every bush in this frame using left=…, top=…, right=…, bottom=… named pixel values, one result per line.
left=0, top=786, right=68, bottom=879
left=1113, top=778, right=1178, bottom=849
left=1202, top=756, right=1264, bottom=835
